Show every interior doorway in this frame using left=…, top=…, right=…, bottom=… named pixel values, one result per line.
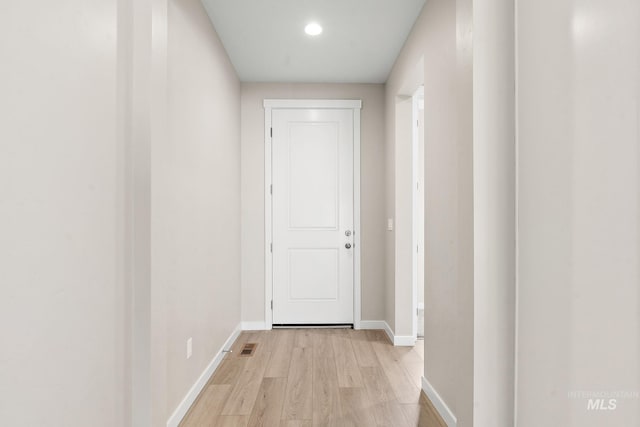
left=394, top=56, right=424, bottom=346
left=263, top=99, right=363, bottom=329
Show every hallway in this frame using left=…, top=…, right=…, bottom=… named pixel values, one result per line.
left=180, top=329, right=442, bottom=427
left=2, top=0, right=639, bottom=425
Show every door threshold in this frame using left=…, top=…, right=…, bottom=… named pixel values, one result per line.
left=272, top=324, right=354, bottom=329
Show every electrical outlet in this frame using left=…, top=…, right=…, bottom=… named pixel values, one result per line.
left=187, top=338, right=192, bottom=359
left=387, top=218, right=394, bottom=231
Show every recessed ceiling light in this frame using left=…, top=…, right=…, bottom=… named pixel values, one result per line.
left=305, top=22, right=323, bottom=36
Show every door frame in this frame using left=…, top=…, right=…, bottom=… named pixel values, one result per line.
left=263, top=99, right=362, bottom=330
left=412, top=86, right=425, bottom=341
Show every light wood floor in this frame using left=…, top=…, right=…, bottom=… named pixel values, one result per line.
left=180, top=329, right=446, bottom=427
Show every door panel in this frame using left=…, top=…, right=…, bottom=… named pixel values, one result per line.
left=272, top=108, right=354, bottom=324
left=288, top=249, right=339, bottom=300
left=288, top=123, right=339, bottom=229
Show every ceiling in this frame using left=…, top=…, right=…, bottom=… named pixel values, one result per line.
left=200, top=0, right=426, bottom=83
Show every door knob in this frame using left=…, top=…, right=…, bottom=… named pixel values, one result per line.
left=345, top=243, right=352, bottom=249
left=345, top=230, right=352, bottom=236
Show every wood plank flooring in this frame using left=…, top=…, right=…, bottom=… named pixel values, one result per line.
left=180, top=329, right=446, bottom=427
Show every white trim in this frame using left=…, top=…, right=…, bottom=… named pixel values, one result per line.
left=383, top=322, right=395, bottom=344
left=166, top=324, right=242, bottom=427
left=421, top=376, right=458, bottom=427
left=353, top=107, right=362, bottom=330
left=241, top=321, right=268, bottom=331
left=411, top=86, right=424, bottom=343
left=358, top=320, right=388, bottom=330
left=264, top=99, right=362, bottom=329
left=264, top=106, right=273, bottom=330
left=263, top=99, right=362, bottom=109
left=349, top=320, right=417, bottom=347
left=393, top=334, right=417, bottom=347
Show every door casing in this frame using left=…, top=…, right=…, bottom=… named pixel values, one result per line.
left=412, top=86, right=425, bottom=341
left=264, top=99, right=362, bottom=330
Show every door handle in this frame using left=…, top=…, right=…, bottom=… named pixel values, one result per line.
left=345, top=243, right=352, bottom=249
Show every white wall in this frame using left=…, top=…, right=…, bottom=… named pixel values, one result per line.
left=0, top=1, right=130, bottom=425
left=0, top=1, right=241, bottom=425
left=240, top=83, right=386, bottom=325
left=385, top=0, right=474, bottom=424
left=456, top=1, right=475, bottom=422
left=159, top=0, right=241, bottom=420
left=473, top=0, right=516, bottom=426
left=516, top=0, right=640, bottom=425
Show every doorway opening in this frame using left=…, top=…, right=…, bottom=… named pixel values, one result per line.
left=394, top=56, right=424, bottom=346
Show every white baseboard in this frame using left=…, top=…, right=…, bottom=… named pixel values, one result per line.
left=241, top=321, right=268, bottom=331
left=421, top=376, right=457, bottom=427
left=358, top=320, right=394, bottom=344
left=166, top=323, right=242, bottom=427
left=393, top=334, right=417, bottom=346
left=359, top=320, right=387, bottom=330
left=359, top=320, right=415, bottom=347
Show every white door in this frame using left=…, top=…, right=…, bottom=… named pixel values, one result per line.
left=272, top=108, right=354, bottom=324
